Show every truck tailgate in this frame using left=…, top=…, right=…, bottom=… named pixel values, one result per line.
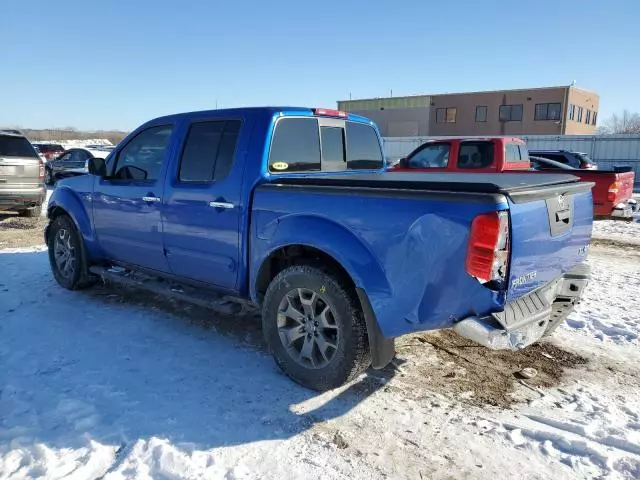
left=506, top=181, right=593, bottom=301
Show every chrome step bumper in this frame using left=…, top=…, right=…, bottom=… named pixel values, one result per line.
left=453, top=263, right=590, bottom=350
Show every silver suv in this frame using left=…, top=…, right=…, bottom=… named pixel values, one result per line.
left=0, top=130, right=46, bottom=217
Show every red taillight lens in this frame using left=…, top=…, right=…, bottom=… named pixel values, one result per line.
left=607, top=181, right=620, bottom=202
left=466, top=211, right=510, bottom=286
left=38, top=160, right=45, bottom=180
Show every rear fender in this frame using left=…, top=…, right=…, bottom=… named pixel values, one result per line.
left=251, top=214, right=395, bottom=368
left=251, top=214, right=392, bottom=301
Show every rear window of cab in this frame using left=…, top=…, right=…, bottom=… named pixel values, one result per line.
left=268, top=118, right=383, bottom=173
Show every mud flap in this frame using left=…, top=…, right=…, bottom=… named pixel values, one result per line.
left=356, top=288, right=395, bottom=369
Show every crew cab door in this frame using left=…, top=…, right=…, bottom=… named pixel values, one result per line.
left=92, top=124, right=175, bottom=272
left=161, top=118, right=244, bottom=292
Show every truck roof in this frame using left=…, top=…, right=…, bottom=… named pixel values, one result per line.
left=149, top=107, right=375, bottom=125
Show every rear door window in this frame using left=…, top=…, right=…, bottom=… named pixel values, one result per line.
left=0, top=135, right=38, bottom=158
left=178, top=120, right=241, bottom=182
left=407, top=143, right=450, bottom=168
left=457, top=141, right=494, bottom=169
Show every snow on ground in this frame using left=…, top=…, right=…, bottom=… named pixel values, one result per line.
left=562, top=247, right=640, bottom=345
left=1, top=246, right=639, bottom=479
left=592, top=216, right=640, bottom=246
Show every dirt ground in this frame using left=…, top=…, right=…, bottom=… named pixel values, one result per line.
left=0, top=210, right=592, bottom=409
left=0, top=212, right=47, bottom=249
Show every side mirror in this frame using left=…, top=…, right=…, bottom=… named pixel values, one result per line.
left=398, top=157, right=408, bottom=168
left=88, top=157, right=107, bottom=177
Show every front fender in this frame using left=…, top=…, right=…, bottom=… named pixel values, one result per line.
left=250, top=213, right=393, bottom=305
left=46, top=183, right=101, bottom=261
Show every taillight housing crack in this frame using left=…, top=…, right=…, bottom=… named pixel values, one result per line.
left=466, top=211, right=510, bottom=289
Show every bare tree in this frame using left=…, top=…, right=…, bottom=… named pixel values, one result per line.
left=598, top=110, right=640, bottom=134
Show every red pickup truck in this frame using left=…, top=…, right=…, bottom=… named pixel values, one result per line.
left=391, top=137, right=636, bottom=218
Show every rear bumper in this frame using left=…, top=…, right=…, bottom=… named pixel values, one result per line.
left=610, top=199, right=637, bottom=219
left=454, top=263, right=590, bottom=350
left=0, top=186, right=46, bottom=209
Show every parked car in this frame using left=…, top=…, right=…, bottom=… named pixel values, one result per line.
left=0, top=129, right=46, bottom=216
left=33, top=143, right=65, bottom=162
left=528, top=149, right=597, bottom=170
left=45, top=107, right=593, bottom=391
left=45, top=147, right=111, bottom=185
left=529, top=155, right=637, bottom=218
left=32, top=144, right=48, bottom=163
left=391, top=137, right=635, bottom=218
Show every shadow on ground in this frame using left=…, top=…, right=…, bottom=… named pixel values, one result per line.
left=0, top=250, right=394, bottom=457
left=1, top=249, right=588, bottom=464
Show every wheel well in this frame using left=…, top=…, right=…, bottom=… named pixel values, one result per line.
left=255, top=245, right=357, bottom=305
left=44, top=206, right=69, bottom=243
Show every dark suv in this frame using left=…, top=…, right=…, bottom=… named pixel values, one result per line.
left=0, top=130, right=46, bottom=216
left=528, top=150, right=597, bottom=170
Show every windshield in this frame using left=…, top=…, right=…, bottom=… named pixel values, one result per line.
left=0, top=135, right=39, bottom=158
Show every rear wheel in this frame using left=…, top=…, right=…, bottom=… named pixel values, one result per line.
left=262, top=265, right=371, bottom=391
left=47, top=215, right=95, bottom=290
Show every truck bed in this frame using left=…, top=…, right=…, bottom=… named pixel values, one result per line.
left=268, top=172, right=582, bottom=195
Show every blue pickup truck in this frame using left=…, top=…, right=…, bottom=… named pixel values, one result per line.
left=45, top=107, right=593, bottom=390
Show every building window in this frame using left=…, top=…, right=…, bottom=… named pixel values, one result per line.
left=592, top=112, right=597, bottom=126
left=568, top=104, right=576, bottom=121
left=534, top=103, right=562, bottom=121
left=499, top=104, right=523, bottom=122
left=585, top=110, right=591, bottom=125
left=577, top=107, right=584, bottom=123
left=436, top=107, right=457, bottom=123
left=475, top=106, right=487, bottom=122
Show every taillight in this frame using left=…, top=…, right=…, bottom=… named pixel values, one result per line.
left=607, top=181, right=620, bottom=202
left=38, top=160, right=45, bottom=180
left=466, top=211, right=510, bottom=286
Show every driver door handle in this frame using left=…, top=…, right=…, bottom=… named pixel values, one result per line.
left=142, top=196, right=161, bottom=203
left=209, top=201, right=234, bottom=209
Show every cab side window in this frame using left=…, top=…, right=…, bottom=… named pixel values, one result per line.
left=178, top=120, right=241, bottom=182
left=458, top=142, right=493, bottom=169
left=407, top=143, right=450, bottom=168
left=112, top=125, right=173, bottom=181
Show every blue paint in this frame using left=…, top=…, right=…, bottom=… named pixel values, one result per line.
left=47, top=106, right=593, bottom=341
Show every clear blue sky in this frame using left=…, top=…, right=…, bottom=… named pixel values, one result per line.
left=3, top=0, right=639, bottom=131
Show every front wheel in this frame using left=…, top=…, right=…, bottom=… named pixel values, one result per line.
left=47, top=215, right=94, bottom=290
left=262, top=265, right=371, bottom=391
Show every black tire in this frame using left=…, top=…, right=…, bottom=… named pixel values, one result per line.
left=45, top=167, right=54, bottom=186
left=18, top=207, right=40, bottom=218
left=262, top=265, right=371, bottom=391
left=47, top=215, right=95, bottom=290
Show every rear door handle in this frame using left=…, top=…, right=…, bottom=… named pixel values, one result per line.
left=209, top=201, right=234, bottom=209
left=142, top=196, right=161, bottom=203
